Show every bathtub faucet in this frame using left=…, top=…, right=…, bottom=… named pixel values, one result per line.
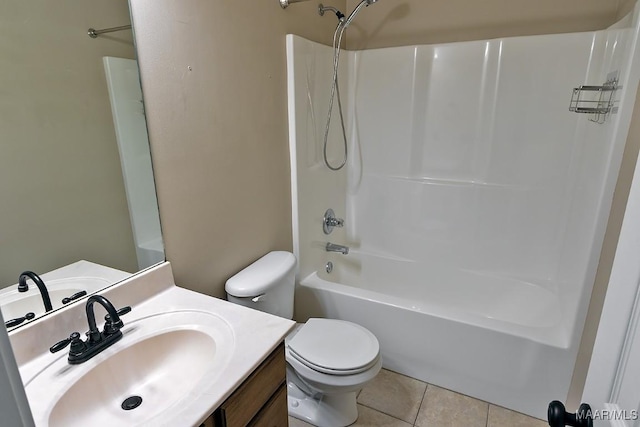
left=326, top=242, right=349, bottom=255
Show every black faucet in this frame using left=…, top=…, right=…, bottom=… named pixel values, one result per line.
left=50, top=295, right=131, bottom=364
left=18, top=271, right=53, bottom=313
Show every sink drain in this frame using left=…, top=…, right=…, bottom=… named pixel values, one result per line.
left=121, top=395, right=143, bottom=411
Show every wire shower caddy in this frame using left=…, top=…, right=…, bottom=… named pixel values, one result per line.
left=569, top=73, right=620, bottom=124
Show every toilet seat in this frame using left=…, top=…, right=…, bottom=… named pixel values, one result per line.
left=287, top=318, right=380, bottom=376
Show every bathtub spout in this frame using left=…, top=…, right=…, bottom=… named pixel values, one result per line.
left=326, top=242, right=349, bottom=255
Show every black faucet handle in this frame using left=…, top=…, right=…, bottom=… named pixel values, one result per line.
left=62, top=290, right=88, bottom=305
left=103, top=306, right=131, bottom=335
left=104, top=306, right=132, bottom=323
left=50, top=332, right=82, bottom=353
left=4, top=312, right=35, bottom=328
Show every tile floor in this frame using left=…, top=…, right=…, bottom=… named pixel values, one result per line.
left=288, top=369, right=548, bottom=427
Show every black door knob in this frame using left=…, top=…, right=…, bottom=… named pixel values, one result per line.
left=548, top=400, right=593, bottom=427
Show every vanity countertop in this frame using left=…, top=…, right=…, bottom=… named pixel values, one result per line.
left=9, top=262, right=295, bottom=427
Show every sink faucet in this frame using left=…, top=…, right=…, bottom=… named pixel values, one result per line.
left=85, top=295, right=125, bottom=343
left=50, top=294, right=131, bottom=364
left=326, top=242, right=349, bottom=255
left=18, top=271, right=53, bottom=312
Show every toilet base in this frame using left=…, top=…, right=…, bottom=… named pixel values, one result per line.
left=287, top=381, right=358, bottom=427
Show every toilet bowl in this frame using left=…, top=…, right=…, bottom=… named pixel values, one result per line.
left=225, top=252, right=382, bottom=427
left=285, top=318, right=382, bottom=426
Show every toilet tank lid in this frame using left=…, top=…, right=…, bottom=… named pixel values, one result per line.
left=225, top=251, right=296, bottom=297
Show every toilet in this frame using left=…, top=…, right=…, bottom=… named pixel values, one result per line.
left=225, top=251, right=382, bottom=427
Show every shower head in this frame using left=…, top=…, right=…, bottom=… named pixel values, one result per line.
left=341, top=0, right=380, bottom=28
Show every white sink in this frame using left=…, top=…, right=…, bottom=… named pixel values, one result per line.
left=24, top=310, right=235, bottom=427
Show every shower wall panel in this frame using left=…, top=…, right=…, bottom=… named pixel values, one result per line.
left=348, top=31, right=628, bottom=299
left=286, top=36, right=350, bottom=280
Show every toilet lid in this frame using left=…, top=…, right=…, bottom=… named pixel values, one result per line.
left=287, top=318, right=379, bottom=373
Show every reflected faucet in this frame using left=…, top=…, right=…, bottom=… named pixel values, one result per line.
left=326, top=242, right=349, bottom=255
left=18, top=271, right=53, bottom=312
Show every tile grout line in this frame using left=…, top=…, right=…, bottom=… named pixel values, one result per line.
left=357, top=401, right=413, bottom=425
left=485, top=403, right=490, bottom=427
left=413, top=383, right=429, bottom=426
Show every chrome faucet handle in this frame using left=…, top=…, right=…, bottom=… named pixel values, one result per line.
left=323, top=208, right=345, bottom=234
left=327, top=217, right=344, bottom=227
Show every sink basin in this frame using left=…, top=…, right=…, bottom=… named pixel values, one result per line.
left=24, top=311, right=235, bottom=427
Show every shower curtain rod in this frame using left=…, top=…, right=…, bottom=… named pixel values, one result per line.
left=87, top=25, right=132, bottom=39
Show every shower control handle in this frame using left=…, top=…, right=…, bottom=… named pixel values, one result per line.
left=323, top=209, right=344, bottom=234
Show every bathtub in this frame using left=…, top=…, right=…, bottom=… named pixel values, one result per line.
left=294, top=252, right=578, bottom=419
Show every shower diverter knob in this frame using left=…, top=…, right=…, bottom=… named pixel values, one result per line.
left=323, top=208, right=344, bottom=234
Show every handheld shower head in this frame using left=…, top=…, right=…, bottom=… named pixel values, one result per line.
left=342, top=0, right=379, bottom=28
left=320, top=0, right=382, bottom=171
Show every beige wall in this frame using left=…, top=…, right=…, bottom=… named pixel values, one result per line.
left=0, top=0, right=138, bottom=287
left=619, top=0, right=638, bottom=19
left=130, top=0, right=346, bottom=298
left=346, top=0, right=620, bottom=49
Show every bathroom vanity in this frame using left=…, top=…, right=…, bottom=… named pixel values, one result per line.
left=8, top=262, right=294, bottom=427
left=200, top=344, right=287, bottom=426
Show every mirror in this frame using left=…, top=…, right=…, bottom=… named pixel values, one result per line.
left=0, top=0, right=164, bottom=328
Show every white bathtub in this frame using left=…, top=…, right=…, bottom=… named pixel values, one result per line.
left=294, top=252, right=577, bottom=419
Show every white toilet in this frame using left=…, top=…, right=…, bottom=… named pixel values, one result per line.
left=225, top=251, right=382, bottom=427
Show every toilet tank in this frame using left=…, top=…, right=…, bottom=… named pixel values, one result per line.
left=225, top=251, right=296, bottom=319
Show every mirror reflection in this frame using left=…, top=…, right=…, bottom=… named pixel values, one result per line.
left=0, top=0, right=164, bottom=328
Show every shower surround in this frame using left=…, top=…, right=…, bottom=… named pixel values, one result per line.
left=287, top=8, right=640, bottom=419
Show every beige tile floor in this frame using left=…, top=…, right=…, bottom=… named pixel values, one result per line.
left=288, top=369, right=548, bottom=427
